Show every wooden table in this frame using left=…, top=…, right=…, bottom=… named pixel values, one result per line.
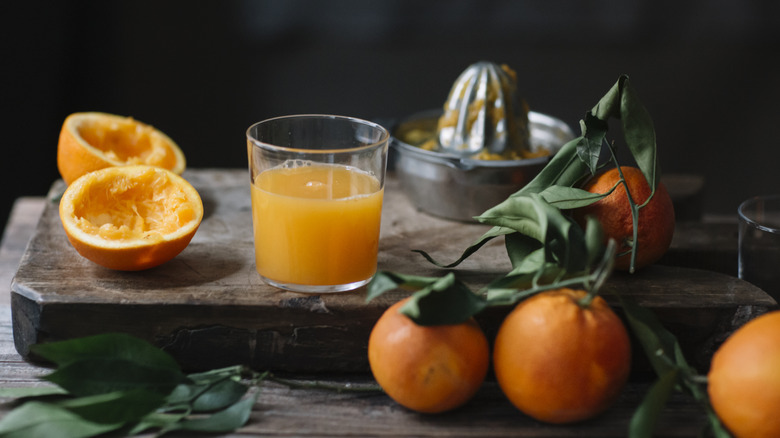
left=0, top=171, right=773, bottom=437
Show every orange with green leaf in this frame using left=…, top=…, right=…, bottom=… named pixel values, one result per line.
left=574, top=166, right=675, bottom=272
left=367, top=296, right=489, bottom=414
left=367, top=75, right=731, bottom=436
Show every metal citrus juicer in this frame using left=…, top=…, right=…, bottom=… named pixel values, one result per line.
left=391, top=61, right=574, bottom=221
left=435, top=61, right=532, bottom=159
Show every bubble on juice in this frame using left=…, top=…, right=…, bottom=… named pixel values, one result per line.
left=281, top=159, right=313, bottom=169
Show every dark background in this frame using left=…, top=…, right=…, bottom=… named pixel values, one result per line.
left=3, top=0, right=780, bottom=237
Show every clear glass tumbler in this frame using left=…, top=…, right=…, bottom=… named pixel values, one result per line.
left=738, top=194, right=780, bottom=303
left=247, top=115, right=389, bottom=293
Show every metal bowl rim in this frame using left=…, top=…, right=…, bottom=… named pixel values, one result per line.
left=391, top=110, right=574, bottom=169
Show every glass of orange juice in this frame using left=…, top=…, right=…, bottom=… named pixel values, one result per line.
left=246, top=115, right=389, bottom=293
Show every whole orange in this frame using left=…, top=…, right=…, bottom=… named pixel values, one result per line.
left=492, top=288, right=631, bottom=424
left=707, top=311, right=780, bottom=438
left=59, top=165, right=203, bottom=271
left=367, top=297, right=490, bottom=414
left=58, top=112, right=186, bottom=185
left=574, top=166, right=675, bottom=272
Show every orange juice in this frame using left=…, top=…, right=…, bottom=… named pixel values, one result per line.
left=251, top=163, right=383, bottom=288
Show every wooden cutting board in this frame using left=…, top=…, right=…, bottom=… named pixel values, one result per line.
left=11, top=169, right=776, bottom=374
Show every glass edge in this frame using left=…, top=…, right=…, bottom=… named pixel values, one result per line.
left=738, top=194, right=780, bottom=234
left=246, top=114, right=390, bottom=155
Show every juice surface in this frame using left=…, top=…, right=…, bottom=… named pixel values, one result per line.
left=251, top=163, right=383, bottom=287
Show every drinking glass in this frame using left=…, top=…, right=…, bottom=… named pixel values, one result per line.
left=738, top=194, right=780, bottom=303
left=247, top=115, right=389, bottom=293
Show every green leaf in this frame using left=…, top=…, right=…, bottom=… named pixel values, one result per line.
left=584, top=216, right=607, bottom=268
left=127, top=412, right=185, bottom=436
left=487, top=263, right=563, bottom=291
left=476, top=200, right=545, bottom=243
left=480, top=194, right=591, bottom=275
left=31, top=333, right=180, bottom=371
left=366, top=271, right=441, bottom=302
left=0, top=386, right=67, bottom=399
left=620, top=78, right=659, bottom=194
left=538, top=184, right=607, bottom=210
left=43, top=357, right=186, bottom=397
left=577, top=113, right=608, bottom=174
left=399, top=273, right=488, bottom=326
left=590, top=76, right=623, bottom=120
left=484, top=286, right=540, bottom=306
left=191, top=379, right=248, bottom=412
left=703, top=406, right=733, bottom=438
left=628, top=369, right=678, bottom=438
left=513, top=136, right=592, bottom=196
left=366, top=271, right=406, bottom=302
left=586, top=238, right=616, bottom=294
left=413, top=226, right=514, bottom=269
left=485, top=238, right=614, bottom=307
left=0, top=401, right=121, bottom=438
left=552, top=214, right=589, bottom=272
left=581, top=74, right=659, bottom=197
left=617, top=295, right=687, bottom=378
left=186, top=365, right=246, bottom=383
left=172, top=392, right=258, bottom=434
left=168, top=378, right=248, bottom=413
left=367, top=272, right=488, bottom=325
left=504, top=234, right=545, bottom=275
left=57, top=389, right=166, bottom=425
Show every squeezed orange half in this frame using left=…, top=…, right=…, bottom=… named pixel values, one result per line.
left=251, top=163, right=383, bottom=287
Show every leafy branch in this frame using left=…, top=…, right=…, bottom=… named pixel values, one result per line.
left=0, top=333, right=379, bottom=437
left=367, top=75, right=727, bottom=437
left=440, top=74, right=658, bottom=275
left=367, top=238, right=616, bottom=326
left=369, top=74, right=658, bottom=323
left=0, top=333, right=256, bottom=437
left=619, top=295, right=731, bottom=438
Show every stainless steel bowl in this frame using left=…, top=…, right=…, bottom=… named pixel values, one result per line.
left=392, top=110, right=575, bottom=222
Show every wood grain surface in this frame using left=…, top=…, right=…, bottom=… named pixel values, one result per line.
left=2, top=171, right=777, bottom=437
left=10, top=170, right=776, bottom=375
left=0, top=303, right=708, bottom=437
